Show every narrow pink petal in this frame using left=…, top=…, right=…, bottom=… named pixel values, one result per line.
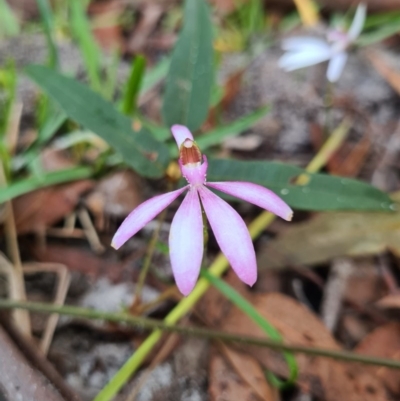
left=171, top=125, right=194, bottom=148
left=198, top=186, right=257, bottom=286
left=169, top=188, right=203, bottom=295
left=112, top=187, right=187, bottom=249
left=207, top=181, right=293, bottom=221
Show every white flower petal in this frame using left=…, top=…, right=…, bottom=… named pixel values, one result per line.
left=348, top=3, right=367, bottom=40
left=327, top=52, right=348, bottom=82
left=282, top=37, right=331, bottom=52
left=278, top=47, right=332, bottom=71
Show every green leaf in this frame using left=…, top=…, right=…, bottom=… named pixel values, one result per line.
left=70, top=0, right=102, bottom=92
left=201, top=269, right=298, bottom=388
left=358, top=20, right=400, bottom=46
left=162, top=0, right=213, bottom=131
left=207, top=159, right=394, bottom=211
left=26, top=65, right=170, bottom=178
left=0, top=0, right=19, bottom=37
left=122, top=55, right=146, bottom=116
left=0, top=167, right=92, bottom=203
left=36, top=0, right=58, bottom=69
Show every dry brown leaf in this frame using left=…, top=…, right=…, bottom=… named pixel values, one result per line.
left=89, top=0, right=124, bottom=51
left=257, top=212, right=400, bottom=270
left=13, top=181, right=94, bottom=234
left=209, top=352, right=261, bottom=401
left=31, top=243, right=127, bottom=281
left=219, top=343, right=276, bottom=401
left=220, top=292, right=388, bottom=401
left=13, top=149, right=94, bottom=234
left=356, top=322, right=400, bottom=395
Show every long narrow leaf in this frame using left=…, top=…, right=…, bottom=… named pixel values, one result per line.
left=207, top=159, right=393, bottom=211
left=162, top=0, right=214, bottom=131
left=122, top=55, right=146, bottom=116
left=0, top=167, right=92, bottom=203
left=26, top=65, right=170, bottom=178
left=36, top=0, right=58, bottom=69
left=70, top=0, right=102, bottom=92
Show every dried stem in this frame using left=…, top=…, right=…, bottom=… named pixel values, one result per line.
left=1, top=299, right=400, bottom=371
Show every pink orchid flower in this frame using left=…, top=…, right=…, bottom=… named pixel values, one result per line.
left=112, top=125, right=293, bottom=295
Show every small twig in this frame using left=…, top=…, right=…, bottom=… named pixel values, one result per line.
left=77, top=207, right=105, bottom=254
left=0, top=163, right=31, bottom=337
left=1, top=300, right=400, bottom=371
left=23, top=263, right=71, bottom=355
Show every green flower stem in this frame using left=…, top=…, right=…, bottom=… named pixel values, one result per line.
left=94, top=120, right=351, bottom=401
left=1, top=299, right=400, bottom=371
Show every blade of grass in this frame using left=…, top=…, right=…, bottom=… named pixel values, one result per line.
left=200, top=269, right=298, bottom=388
left=36, top=0, right=58, bottom=69
left=93, top=120, right=350, bottom=401
left=0, top=167, right=92, bottom=203
left=122, top=55, right=146, bottom=116
left=70, top=0, right=102, bottom=92
left=0, top=0, right=19, bottom=37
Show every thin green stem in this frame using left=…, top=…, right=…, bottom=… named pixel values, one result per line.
left=1, top=299, right=400, bottom=371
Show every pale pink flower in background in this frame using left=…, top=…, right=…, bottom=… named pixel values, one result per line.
left=112, top=125, right=293, bottom=295
left=278, top=3, right=366, bottom=82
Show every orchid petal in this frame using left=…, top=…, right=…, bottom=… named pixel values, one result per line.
left=327, top=52, right=348, bottom=82
left=171, top=125, right=194, bottom=148
left=278, top=46, right=332, bottom=71
left=169, top=188, right=203, bottom=295
left=348, top=3, right=366, bottom=40
left=282, top=37, right=331, bottom=52
left=112, top=187, right=187, bottom=249
left=199, top=186, right=257, bottom=286
left=207, top=181, right=293, bottom=221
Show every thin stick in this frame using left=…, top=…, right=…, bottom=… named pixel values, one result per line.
left=0, top=299, right=400, bottom=371
left=22, top=263, right=71, bottom=355
left=0, top=164, right=31, bottom=337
